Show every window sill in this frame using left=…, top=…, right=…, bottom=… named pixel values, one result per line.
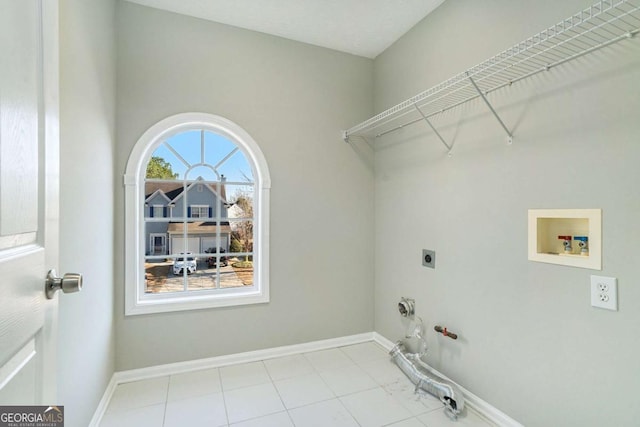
left=124, top=113, right=271, bottom=317
left=125, top=287, right=269, bottom=316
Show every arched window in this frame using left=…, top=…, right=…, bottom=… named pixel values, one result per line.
left=124, top=113, right=270, bottom=315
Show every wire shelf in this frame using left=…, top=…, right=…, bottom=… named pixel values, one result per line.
left=343, top=0, right=640, bottom=144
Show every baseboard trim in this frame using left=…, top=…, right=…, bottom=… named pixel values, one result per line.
left=115, top=332, right=374, bottom=384
left=372, top=332, right=523, bottom=427
left=372, top=331, right=396, bottom=349
left=87, top=374, right=118, bottom=427
left=89, top=332, right=373, bottom=425
left=90, top=331, right=521, bottom=427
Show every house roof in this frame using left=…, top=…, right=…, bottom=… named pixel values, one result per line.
left=145, top=188, right=173, bottom=203
left=145, top=179, right=227, bottom=203
left=145, top=182, right=183, bottom=200
left=167, top=221, right=231, bottom=234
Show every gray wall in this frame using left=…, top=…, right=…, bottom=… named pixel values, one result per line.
left=373, top=1, right=640, bottom=426
left=114, top=2, right=374, bottom=370
left=58, top=0, right=116, bottom=426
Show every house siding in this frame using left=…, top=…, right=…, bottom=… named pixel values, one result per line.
left=170, top=184, right=229, bottom=219
left=145, top=192, right=170, bottom=212
left=144, top=182, right=231, bottom=255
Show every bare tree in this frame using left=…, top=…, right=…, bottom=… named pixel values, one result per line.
left=230, top=189, right=253, bottom=262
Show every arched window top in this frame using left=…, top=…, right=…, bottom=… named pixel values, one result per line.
left=124, top=113, right=270, bottom=315
left=126, top=112, right=270, bottom=188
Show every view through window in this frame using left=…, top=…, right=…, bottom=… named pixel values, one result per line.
left=144, top=130, right=255, bottom=294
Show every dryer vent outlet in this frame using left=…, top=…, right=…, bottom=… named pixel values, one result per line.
left=422, top=249, right=436, bottom=268
left=398, top=297, right=415, bottom=318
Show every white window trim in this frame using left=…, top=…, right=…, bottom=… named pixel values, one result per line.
left=190, top=204, right=209, bottom=218
left=124, top=112, right=271, bottom=316
left=152, top=204, right=164, bottom=218
left=149, top=233, right=167, bottom=255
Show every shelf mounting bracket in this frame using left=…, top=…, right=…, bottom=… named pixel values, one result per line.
left=467, top=73, right=513, bottom=144
left=342, top=130, right=350, bottom=143
left=413, top=103, right=452, bottom=154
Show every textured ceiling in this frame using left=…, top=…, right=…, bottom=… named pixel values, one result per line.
left=124, top=0, right=445, bottom=58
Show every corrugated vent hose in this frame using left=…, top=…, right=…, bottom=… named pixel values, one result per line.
left=389, top=342, right=464, bottom=420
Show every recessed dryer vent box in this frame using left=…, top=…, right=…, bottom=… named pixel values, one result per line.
left=528, top=209, right=601, bottom=270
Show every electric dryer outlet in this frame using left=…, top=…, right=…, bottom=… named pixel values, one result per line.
left=422, top=249, right=436, bottom=269
left=590, top=275, right=617, bottom=311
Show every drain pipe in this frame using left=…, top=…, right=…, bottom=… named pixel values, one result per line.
left=389, top=342, right=464, bottom=420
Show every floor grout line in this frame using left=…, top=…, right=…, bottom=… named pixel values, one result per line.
left=101, top=341, right=493, bottom=427
left=218, top=367, right=231, bottom=427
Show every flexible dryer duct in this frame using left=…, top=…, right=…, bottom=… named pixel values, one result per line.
left=389, top=342, right=464, bottom=420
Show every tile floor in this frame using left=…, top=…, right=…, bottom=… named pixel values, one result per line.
left=100, top=342, right=494, bottom=427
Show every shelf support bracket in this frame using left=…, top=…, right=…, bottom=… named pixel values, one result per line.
left=413, top=103, right=452, bottom=153
left=342, top=130, right=350, bottom=143
left=467, top=73, right=513, bottom=144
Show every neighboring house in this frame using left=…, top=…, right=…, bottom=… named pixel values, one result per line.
left=145, top=178, right=232, bottom=256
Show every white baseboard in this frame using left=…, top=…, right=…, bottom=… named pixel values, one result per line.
left=372, top=332, right=523, bottom=427
left=89, top=332, right=373, bottom=425
left=372, top=331, right=396, bottom=349
left=88, top=374, right=118, bottom=427
left=115, top=332, right=374, bottom=383
left=90, top=331, right=521, bottom=427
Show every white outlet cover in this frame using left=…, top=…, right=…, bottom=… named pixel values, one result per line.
left=590, top=275, right=617, bottom=311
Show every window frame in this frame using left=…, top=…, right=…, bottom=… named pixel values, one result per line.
left=152, top=204, right=165, bottom=218
left=124, top=113, right=271, bottom=316
left=189, top=204, right=209, bottom=218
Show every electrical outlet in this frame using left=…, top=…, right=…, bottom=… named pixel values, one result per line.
left=590, top=275, right=617, bottom=311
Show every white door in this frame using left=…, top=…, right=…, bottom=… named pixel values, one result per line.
left=171, top=237, right=200, bottom=254
left=150, top=233, right=167, bottom=255
left=201, top=237, right=219, bottom=252
left=201, top=235, right=229, bottom=252
left=0, top=0, right=60, bottom=405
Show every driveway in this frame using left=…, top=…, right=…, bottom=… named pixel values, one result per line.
left=145, top=260, right=249, bottom=293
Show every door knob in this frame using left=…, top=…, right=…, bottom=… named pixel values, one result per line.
left=45, top=270, right=83, bottom=299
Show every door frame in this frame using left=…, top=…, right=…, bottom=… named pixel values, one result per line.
left=149, top=233, right=167, bottom=255
left=40, top=0, right=61, bottom=403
